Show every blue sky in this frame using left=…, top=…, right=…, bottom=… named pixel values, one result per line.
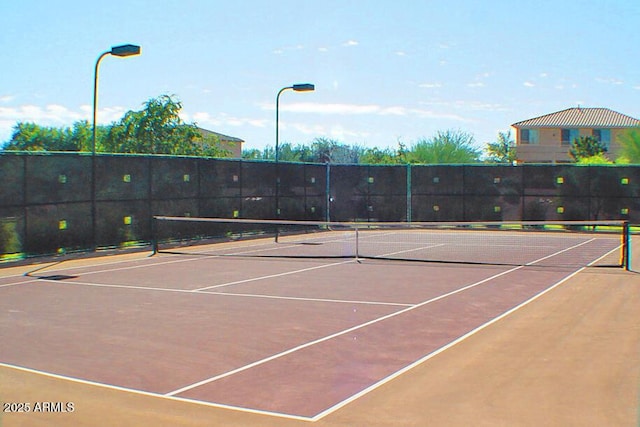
left=1, top=0, right=639, bottom=151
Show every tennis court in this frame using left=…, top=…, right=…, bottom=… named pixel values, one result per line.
left=1, top=219, right=639, bottom=426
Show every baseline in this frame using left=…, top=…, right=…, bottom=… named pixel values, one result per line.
left=165, top=265, right=522, bottom=397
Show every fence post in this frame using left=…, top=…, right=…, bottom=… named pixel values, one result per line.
left=623, top=221, right=631, bottom=271
left=325, top=163, right=331, bottom=222
left=406, top=163, right=411, bottom=223
left=91, top=153, right=97, bottom=251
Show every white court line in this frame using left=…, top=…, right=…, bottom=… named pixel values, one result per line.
left=312, top=240, right=624, bottom=421
left=2, top=239, right=623, bottom=422
left=203, top=291, right=413, bottom=307
left=526, top=238, right=594, bottom=265
left=0, top=277, right=40, bottom=288
left=311, top=265, right=588, bottom=421
left=165, top=265, right=522, bottom=397
left=8, top=236, right=336, bottom=282
left=376, top=243, right=445, bottom=258
left=0, top=362, right=314, bottom=422
left=193, top=259, right=355, bottom=291
left=35, top=277, right=411, bottom=307
left=373, top=241, right=556, bottom=249
left=165, top=237, right=608, bottom=398
left=13, top=240, right=332, bottom=283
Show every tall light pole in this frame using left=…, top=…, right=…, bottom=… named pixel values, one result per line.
left=275, top=83, right=315, bottom=163
left=92, top=44, right=141, bottom=154
left=274, top=83, right=314, bottom=232
left=91, top=44, right=140, bottom=251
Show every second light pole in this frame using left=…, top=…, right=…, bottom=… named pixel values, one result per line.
left=274, top=83, right=315, bottom=237
left=91, top=44, right=140, bottom=251
left=93, top=44, right=141, bottom=155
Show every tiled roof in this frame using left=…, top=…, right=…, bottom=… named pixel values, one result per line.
left=512, top=107, right=640, bottom=128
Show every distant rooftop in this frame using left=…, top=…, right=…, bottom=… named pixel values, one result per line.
left=512, top=107, right=640, bottom=128
left=197, top=127, right=245, bottom=143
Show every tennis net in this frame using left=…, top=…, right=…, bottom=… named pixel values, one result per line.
left=152, top=216, right=630, bottom=269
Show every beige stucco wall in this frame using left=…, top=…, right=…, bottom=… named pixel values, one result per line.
left=514, top=126, right=626, bottom=163
left=220, top=140, right=242, bottom=158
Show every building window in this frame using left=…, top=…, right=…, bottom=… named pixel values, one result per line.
left=592, top=129, right=611, bottom=150
left=561, top=129, right=579, bottom=145
left=521, top=129, right=538, bottom=144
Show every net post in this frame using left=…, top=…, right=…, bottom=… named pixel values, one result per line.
left=150, top=215, right=158, bottom=256
left=622, top=221, right=630, bottom=271
left=355, top=223, right=360, bottom=263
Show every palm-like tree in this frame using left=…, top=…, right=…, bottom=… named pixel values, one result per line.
left=617, top=127, right=640, bottom=163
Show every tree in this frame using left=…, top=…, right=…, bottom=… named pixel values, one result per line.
left=242, top=148, right=267, bottom=160
left=616, top=127, right=640, bottom=163
left=3, top=95, right=231, bottom=157
left=243, top=143, right=310, bottom=162
left=102, top=95, right=229, bottom=157
left=485, top=131, right=516, bottom=163
left=4, top=122, right=91, bottom=151
left=407, top=130, right=481, bottom=164
left=356, top=141, right=407, bottom=164
left=359, top=146, right=399, bottom=164
left=309, top=137, right=353, bottom=163
left=569, top=135, right=607, bottom=162
left=251, top=138, right=365, bottom=163
left=575, top=153, right=613, bottom=165
left=67, top=121, right=94, bottom=152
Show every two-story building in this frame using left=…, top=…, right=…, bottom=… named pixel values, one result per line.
left=512, top=107, right=640, bottom=163
left=197, top=127, right=244, bottom=158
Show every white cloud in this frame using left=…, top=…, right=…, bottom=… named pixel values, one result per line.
left=596, top=77, right=623, bottom=85
left=273, top=44, right=305, bottom=55
left=277, top=102, right=380, bottom=115
left=328, top=124, right=370, bottom=140
left=0, top=103, right=93, bottom=142
left=0, top=102, right=149, bottom=142
left=419, top=83, right=442, bottom=89
left=342, top=40, right=359, bottom=47
left=260, top=101, right=472, bottom=122
left=523, top=81, right=535, bottom=87
left=419, top=100, right=508, bottom=113
left=379, top=106, right=408, bottom=116
left=189, top=111, right=268, bottom=129
left=97, top=106, right=128, bottom=123
left=0, top=95, right=15, bottom=103
left=466, top=73, right=490, bottom=89
left=290, top=122, right=325, bottom=135
left=0, top=104, right=87, bottom=124
left=293, top=122, right=371, bottom=141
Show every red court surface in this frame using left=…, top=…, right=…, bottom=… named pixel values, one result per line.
left=0, top=232, right=630, bottom=422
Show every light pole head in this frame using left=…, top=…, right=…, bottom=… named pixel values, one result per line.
left=110, top=44, right=141, bottom=57
left=292, top=83, right=315, bottom=92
